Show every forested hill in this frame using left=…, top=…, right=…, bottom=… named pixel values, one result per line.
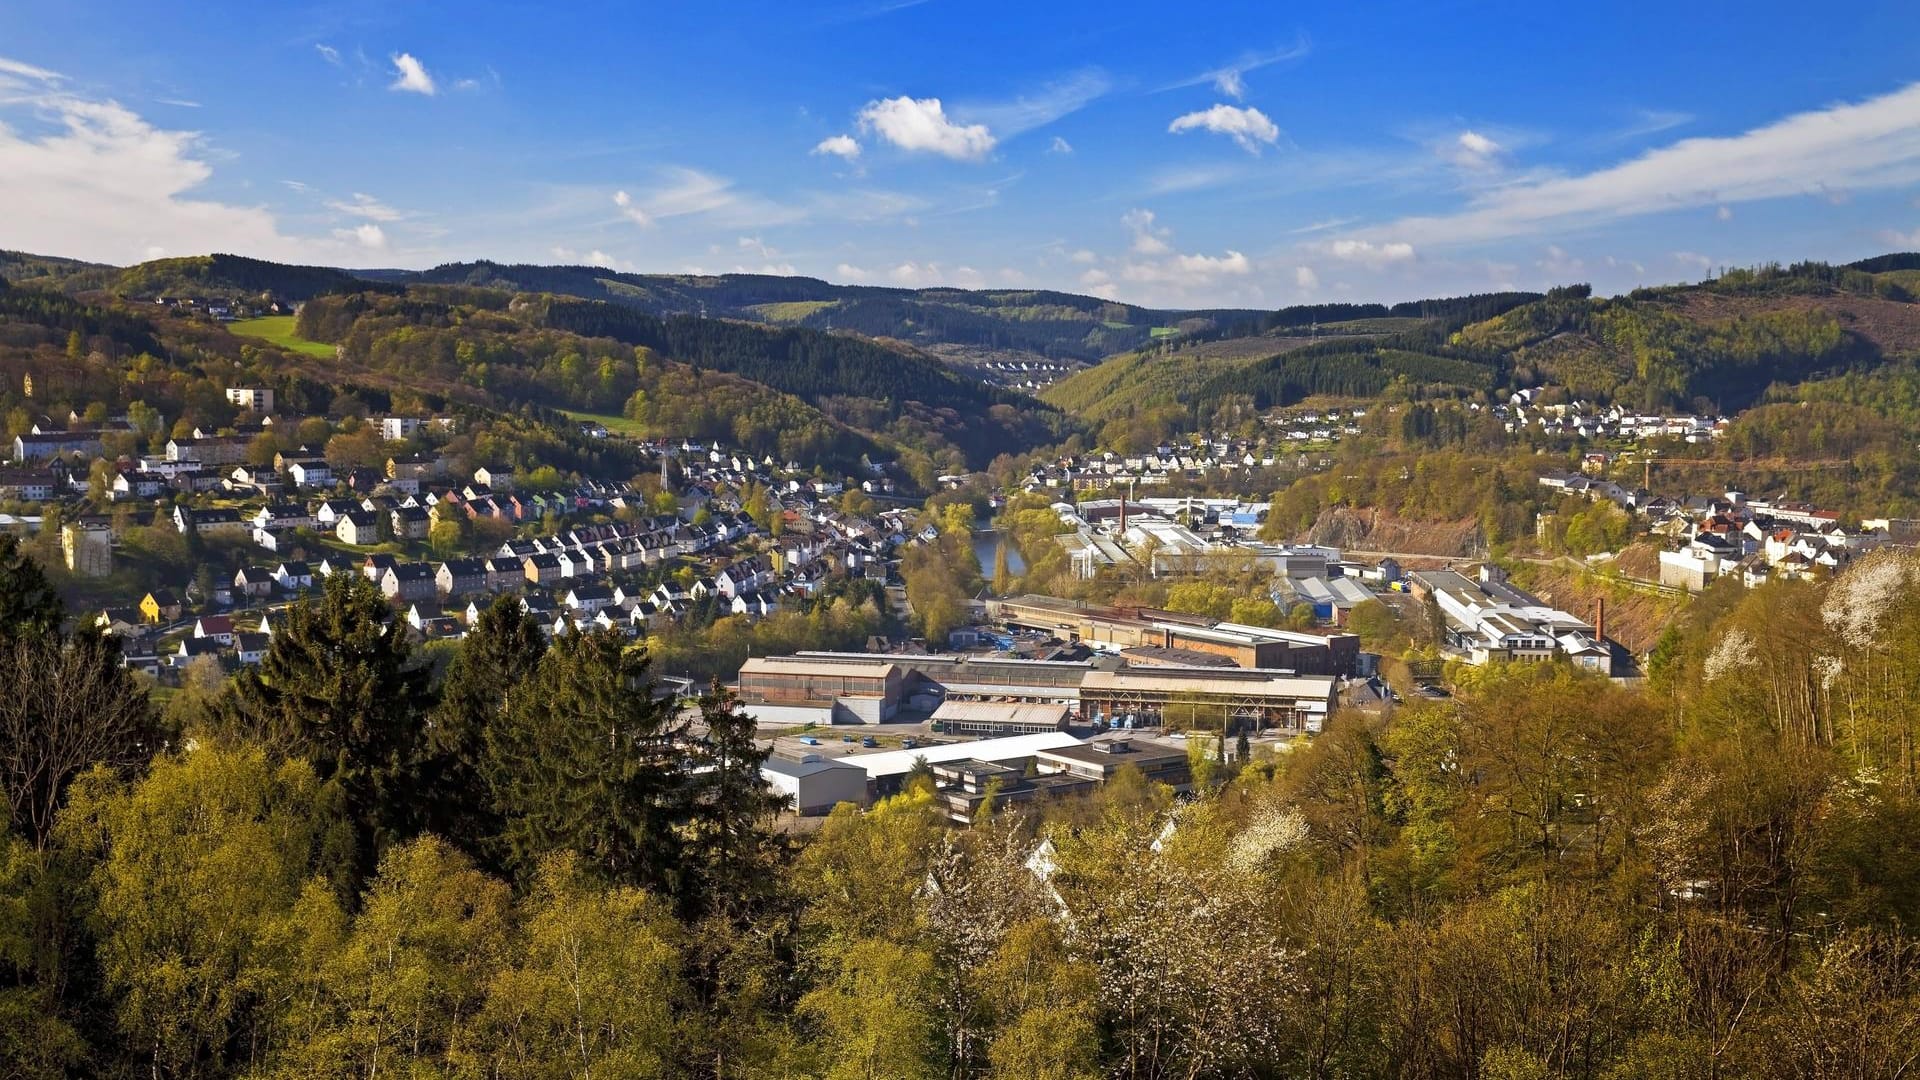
left=296, top=288, right=1081, bottom=473
left=1052, top=260, right=1920, bottom=444
left=383, top=260, right=1270, bottom=362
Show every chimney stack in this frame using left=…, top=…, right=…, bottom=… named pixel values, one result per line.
left=1595, top=597, right=1606, bottom=643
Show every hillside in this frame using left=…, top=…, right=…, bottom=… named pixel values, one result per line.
left=293, top=287, right=1076, bottom=473
left=108, top=254, right=376, bottom=301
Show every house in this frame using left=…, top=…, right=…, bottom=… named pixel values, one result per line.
left=381, top=562, right=437, bottom=603
left=473, top=466, right=512, bottom=491
left=483, top=556, right=524, bottom=592
left=387, top=454, right=441, bottom=481
left=111, top=471, right=168, bottom=501
left=233, top=566, right=276, bottom=599
left=253, top=503, right=313, bottom=532
left=0, top=467, right=60, bottom=502
left=336, top=511, right=382, bottom=546
left=406, top=601, right=445, bottom=630
left=362, top=553, right=399, bottom=583
left=313, top=499, right=357, bottom=526
left=227, top=464, right=281, bottom=495
left=13, top=430, right=104, bottom=462
left=273, top=561, right=314, bottom=591
left=140, top=589, right=182, bottom=624
left=524, top=552, right=564, bottom=586
left=390, top=505, right=430, bottom=540
left=565, top=584, right=615, bottom=613
left=435, top=558, right=489, bottom=597
left=193, top=615, right=236, bottom=646
left=234, top=632, right=270, bottom=665
left=174, top=506, right=249, bottom=538
left=172, top=637, right=225, bottom=667
left=285, top=459, right=333, bottom=489
left=731, top=592, right=778, bottom=619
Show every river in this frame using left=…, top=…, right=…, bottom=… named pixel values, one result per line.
left=971, top=530, right=1027, bottom=579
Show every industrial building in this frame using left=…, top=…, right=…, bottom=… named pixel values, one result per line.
left=838, top=731, right=1087, bottom=796
left=1078, top=667, right=1339, bottom=734
left=761, top=754, right=870, bottom=815
left=928, top=700, right=1072, bottom=737
left=1034, top=738, right=1192, bottom=788
left=990, top=594, right=1360, bottom=675
left=735, top=655, right=906, bottom=724
left=1408, top=567, right=1615, bottom=674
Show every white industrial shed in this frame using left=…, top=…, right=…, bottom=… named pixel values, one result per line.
left=761, top=754, right=870, bottom=815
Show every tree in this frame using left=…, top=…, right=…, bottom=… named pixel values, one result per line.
left=60, top=745, right=353, bottom=1079
left=467, top=852, right=686, bottom=1079
left=483, top=629, right=691, bottom=893
left=422, top=595, right=548, bottom=864
left=0, top=535, right=61, bottom=642
left=0, top=629, right=160, bottom=848
left=683, top=679, right=788, bottom=918
left=211, top=573, right=432, bottom=867
left=798, top=937, right=945, bottom=1080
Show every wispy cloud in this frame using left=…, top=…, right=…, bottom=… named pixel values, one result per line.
left=1168, top=104, right=1281, bottom=155
left=1606, top=107, right=1694, bottom=142
left=389, top=52, right=436, bottom=95
left=1048, top=136, right=1073, bottom=155
left=953, top=68, right=1111, bottom=139
left=314, top=43, right=342, bottom=67
left=0, top=57, right=63, bottom=82
left=325, top=192, right=404, bottom=222
left=1164, top=34, right=1310, bottom=99
left=1341, top=81, right=1920, bottom=251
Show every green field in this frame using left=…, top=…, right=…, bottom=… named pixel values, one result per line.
left=560, top=408, right=652, bottom=438
left=228, top=315, right=337, bottom=358
left=747, top=300, right=838, bottom=322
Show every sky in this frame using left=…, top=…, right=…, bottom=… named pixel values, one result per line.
left=3, top=0, right=1920, bottom=309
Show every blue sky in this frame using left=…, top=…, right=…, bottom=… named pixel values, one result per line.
left=3, top=0, right=1920, bottom=307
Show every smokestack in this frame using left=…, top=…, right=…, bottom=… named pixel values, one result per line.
left=1119, top=480, right=1129, bottom=535
left=1595, top=597, right=1606, bottom=643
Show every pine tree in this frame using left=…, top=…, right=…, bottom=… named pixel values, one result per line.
left=421, top=594, right=548, bottom=865
left=0, top=535, right=61, bottom=642
left=484, top=628, right=692, bottom=894
left=212, top=572, right=431, bottom=868
left=684, top=679, right=788, bottom=916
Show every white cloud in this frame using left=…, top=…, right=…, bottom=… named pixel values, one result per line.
left=858, top=96, right=995, bottom=160
left=1294, top=265, right=1319, bottom=289
left=332, top=223, right=387, bottom=250
left=1877, top=226, right=1920, bottom=248
left=1450, top=129, right=1504, bottom=169
left=1167, top=103, right=1280, bottom=155
left=281, top=179, right=310, bottom=192
left=954, top=69, right=1109, bottom=140
left=1326, top=238, right=1416, bottom=264
left=835, top=262, right=871, bottom=281
left=0, top=64, right=347, bottom=266
left=1048, top=135, right=1073, bottom=154
left=612, top=189, right=653, bottom=227
left=389, top=52, right=436, bottom=96
left=1069, top=248, right=1097, bottom=264
left=1344, top=81, right=1920, bottom=251
left=313, top=44, right=342, bottom=67
left=1122, top=208, right=1171, bottom=254
left=1716, top=204, right=1734, bottom=221
left=0, top=57, right=63, bottom=82
left=1537, top=244, right=1584, bottom=277
left=812, top=133, right=861, bottom=160
left=1166, top=36, right=1311, bottom=100
left=325, top=192, right=403, bottom=222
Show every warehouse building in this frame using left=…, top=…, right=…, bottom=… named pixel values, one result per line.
left=990, top=594, right=1360, bottom=675
left=761, top=754, right=870, bottom=815
left=928, top=700, right=1072, bottom=737
left=735, top=655, right=906, bottom=724
left=1078, top=667, right=1338, bottom=734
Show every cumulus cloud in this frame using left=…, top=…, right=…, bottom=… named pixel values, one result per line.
left=858, top=96, right=995, bottom=160
left=0, top=60, right=348, bottom=265
left=1294, top=265, right=1319, bottom=289
left=389, top=52, right=436, bottom=95
left=332, top=223, right=387, bottom=249
left=887, top=261, right=986, bottom=287
left=1343, top=81, right=1920, bottom=251
left=1716, top=204, right=1734, bottom=221
left=1167, top=103, right=1280, bottom=155
left=836, top=263, right=872, bottom=281
left=612, top=189, right=653, bottom=227
left=812, top=134, right=861, bottom=160
left=1326, top=238, right=1416, bottom=265
left=1068, top=248, right=1097, bottom=264
left=1877, top=225, right=1920, bottom=247
left=325, top=192, right=403, bottom=221
left=1449, top=129, right=1504, bottom=169
left=1122, top=208, right=1171, bottom=254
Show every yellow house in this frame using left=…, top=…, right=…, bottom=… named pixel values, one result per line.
left=140, top=589, right=182, bottom=625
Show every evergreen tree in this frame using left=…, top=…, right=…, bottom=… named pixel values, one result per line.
left=685, top=678, right=788, bottom=918
left=211, top=572, right=431, bottom=866
left=483, top=628, right=691, bottom=894
left=0, top=535, right=61, bottom=642
left=422, top=594, right=547, bottom=864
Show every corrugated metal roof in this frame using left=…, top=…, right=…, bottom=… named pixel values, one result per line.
left=837, top=732, right=1085, bottom=778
